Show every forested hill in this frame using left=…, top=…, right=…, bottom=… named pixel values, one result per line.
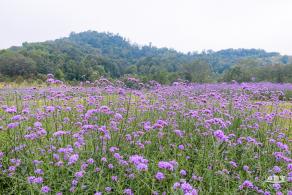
left=0, top=31, right=291, bottom=83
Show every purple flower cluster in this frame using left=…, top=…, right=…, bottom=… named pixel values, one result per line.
left=158, top=160, right=177, bottom=171
left=129, top=155, right=149, bottom=171
left=173, top=180, right=198, bottom=195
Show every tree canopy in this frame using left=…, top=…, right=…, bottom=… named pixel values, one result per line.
left=0, top=31, right=291, bottom=83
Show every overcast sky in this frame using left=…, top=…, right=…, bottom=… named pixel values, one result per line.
left=0, top=0, right=292, bottom=54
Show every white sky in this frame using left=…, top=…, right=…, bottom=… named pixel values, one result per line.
left=0, top=0, right=292, bottom=55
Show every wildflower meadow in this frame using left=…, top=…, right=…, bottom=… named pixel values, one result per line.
left=0, top=78, right=291, bottom=194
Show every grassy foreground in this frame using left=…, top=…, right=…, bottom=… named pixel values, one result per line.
left=0, top=81, right=291, bottom=194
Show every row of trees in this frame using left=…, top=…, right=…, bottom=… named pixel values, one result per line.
left=222, top=62, right=292, bottom=83
left=0, top=31, right=291, bottom=84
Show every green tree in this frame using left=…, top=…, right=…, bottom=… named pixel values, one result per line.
left=125, top=65, right=137, bottom=74
left=0, top=51, right=37, bottom=77
left=182, top=60, right=213, bottom=83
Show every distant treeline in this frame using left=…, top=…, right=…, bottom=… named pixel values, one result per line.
left=0, top=31, right=291, bottom=83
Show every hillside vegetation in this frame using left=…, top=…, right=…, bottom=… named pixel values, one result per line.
left=0, top=31, right=291, bottom=83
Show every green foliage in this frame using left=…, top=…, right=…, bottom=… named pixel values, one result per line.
left=0, top=50, right=37, bottom=77
left=125, top=65, right=138, bottom=74
left=0, top=31, right=291, bottom=83
left=222, top=66, right=252, bottom=82
left=222, top=62, right=292, bottom=83
left=182, top=60, right=213, bottom=83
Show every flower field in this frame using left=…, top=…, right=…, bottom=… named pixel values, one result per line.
left=0, top=81, right=291, bottom=194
